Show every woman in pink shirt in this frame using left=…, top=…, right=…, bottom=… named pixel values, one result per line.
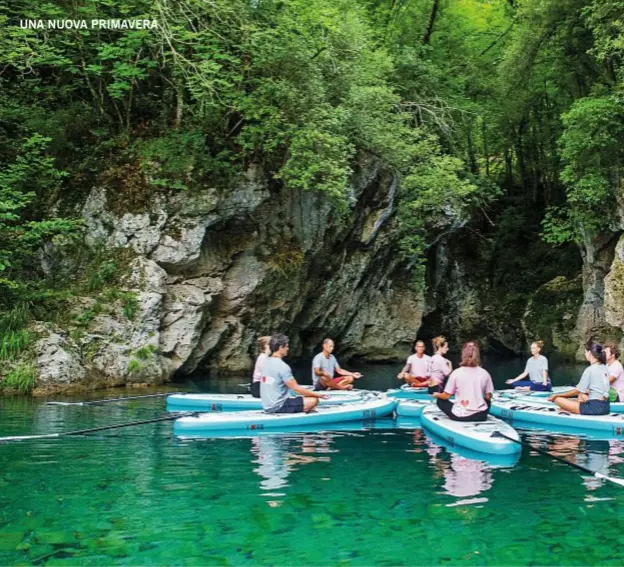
left=605, top=342, right=624, bottom=402
left=428, top=335, right=452, bottom=394
left=251, top=336, right=271, bottom=398
left=433, top=341, right=494, bottom=422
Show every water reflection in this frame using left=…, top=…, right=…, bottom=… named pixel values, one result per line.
left=539, top=434, right=616, bottom=490
left=250, top=434, right=334, bottom=495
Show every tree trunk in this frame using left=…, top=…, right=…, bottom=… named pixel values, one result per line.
left=423, top=0, right=439, bottom=45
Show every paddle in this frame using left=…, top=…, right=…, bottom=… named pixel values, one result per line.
left=0, top=412, right=196, bottom=443
left=492, top=431, right=624, bottom=487
left=46, top=392, right=173, bottom=406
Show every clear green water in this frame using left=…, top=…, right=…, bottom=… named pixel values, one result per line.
left=1, top=359, right=624, bottom=566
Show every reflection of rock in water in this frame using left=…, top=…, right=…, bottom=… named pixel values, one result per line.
left=577, top=439, right=611, bottom=490
left=443, top=454, right=493, bottom=498
left=251, top=436, right=291, bottom=493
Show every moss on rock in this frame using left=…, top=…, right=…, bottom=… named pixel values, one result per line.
left=523, top=275, right=584, bottom=360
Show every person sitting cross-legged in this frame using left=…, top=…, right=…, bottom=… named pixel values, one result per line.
left=312, top=338, right=362, bottom=391
left=261, top=334, right=327, bottom=413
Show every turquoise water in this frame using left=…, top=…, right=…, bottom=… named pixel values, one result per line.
left=1, top=359, right=624, bottom=566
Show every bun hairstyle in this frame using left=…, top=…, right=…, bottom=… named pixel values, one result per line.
left=258, top=336, right=271, bottom=353
left=432, top=336, right=447, bottom=351
left=460, top=341, right=481, bottom=367
left=532, top=340, right=544, bottom=353
left=585, top=341, right=606, bottom=364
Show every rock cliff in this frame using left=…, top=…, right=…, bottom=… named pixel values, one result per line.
left=32, top=156, right=424, bottom=388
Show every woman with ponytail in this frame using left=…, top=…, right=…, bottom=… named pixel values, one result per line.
left=548, top=341, right=610, bottom=415
left=432, top=341, right=494, bottom=422
left=250, top=336, right=271, bottom=398
left=428, top=336, right=452, bottom=394
left=505, top=340, right=551, bottom=392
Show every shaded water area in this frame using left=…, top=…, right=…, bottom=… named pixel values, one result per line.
left=1, top=358, right=624, bottom=566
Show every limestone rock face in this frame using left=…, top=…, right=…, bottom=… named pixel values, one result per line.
left=37, top=157, right=427, bottom=388
left=522, top=276, right=584, bottom=360
left=603, top=235, right=624, bottom=347
left=34, top=328, right=86, bottom=386
left=574, top=232, right=622, bottom=359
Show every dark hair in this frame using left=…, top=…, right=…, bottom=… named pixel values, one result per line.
left=258, top=336, right=271, bottom=353
left=532, top=340, right=544, bottom=353
left=460, top=341, right=481, bottom=367
left=605, top=342, right=620, bottom=359
left=585, top=341, right=606, bottom=364
left=432, top=336, right=447, bottom=352
left=413, top=340, right=426, bottom=352
left=269, top=334, right=289, bottom=354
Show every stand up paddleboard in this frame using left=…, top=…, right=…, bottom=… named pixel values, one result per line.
left=387, top=384, right=432, bottom=401
left=420, top=406, right=521, bottom=455
left=174, top=397, right=397, bottom=434
left=395, top=399, right=431, bottom=417
left=494, top=393, right=624, bottom=414
left=497, top=385, right=572, bottom=399
left=167, top=391, right=364, bottom=412
left=490, top=398, right=624, bottom=434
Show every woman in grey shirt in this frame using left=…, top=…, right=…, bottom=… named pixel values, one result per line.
left=506, top=340, right=551, bottom=391
left=548, top=342, right=610, bottom=415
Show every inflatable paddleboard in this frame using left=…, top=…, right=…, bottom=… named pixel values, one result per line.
left=387, top=384, right=432, bottom=401
left=420, top=406, right=521, bottom=455
left=495, top=393, right=624, bottom=414
left=490, top=398, right=624, bottom=434
left=497, top=385, right=572, bottom=399
left=395, top=399, right=431, bottom=417
left=176, top=417, right=398, bottom=439
left=174, top=397, right=397, bottom=433
left=167, top=392, right=364, bottom=412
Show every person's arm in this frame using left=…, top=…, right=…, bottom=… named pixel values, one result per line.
left=252, top=355, right=264, bottom=382
left=506, top=370, right=529, bottom=384
left=285, top=378, right=326, bottom=398
left=609, top=373, right=617, bottom=384
left=314, top=366, right=333, bottom=381
left=398, top=360, right=411, bottom=379
left=433, top=372, right=456, bottom=399
left=485, top=374, right=495, bottom=398
left=433, top=391, right=451, bottom=400
left=335, top=365, right=362, bottom=379
left=548, top=388, right=580, bottom=401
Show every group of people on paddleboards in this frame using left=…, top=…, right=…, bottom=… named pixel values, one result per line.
left=249, top=331, right=624, bottom=418
left=250, top=334, right=362, bottom=414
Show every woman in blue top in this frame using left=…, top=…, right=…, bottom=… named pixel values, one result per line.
left=505, top=340, right=551, bottom=391
left=548, top=341, right=610, bottom=415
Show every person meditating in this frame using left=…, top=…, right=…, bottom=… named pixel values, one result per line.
left=505, top=340, right=551, bottom=392
left=432, top=341, right=494, bottom=422
left=250, top=335, right=271, bottom=398
left=548, top=341, right=610, bottom=415
left=605, top=342, right=624, bottom=402
left=428, top=335, right=452, bottom=394
left=312, top=338, right=362, bottom=390
left=397, top=340, right=431, bottom=387
left=261, top=334, right=327, bottom=413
